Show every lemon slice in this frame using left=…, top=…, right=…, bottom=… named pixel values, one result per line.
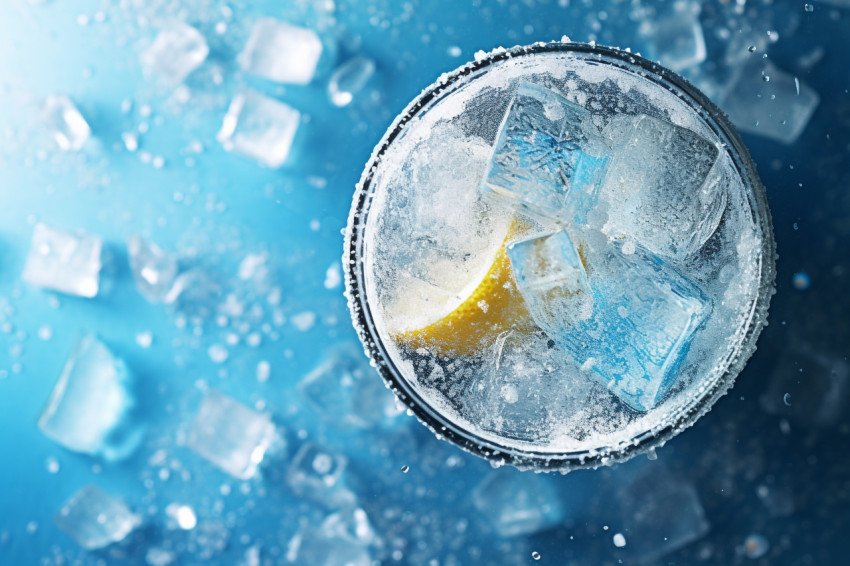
left=392, top=220, right=537, bottom=356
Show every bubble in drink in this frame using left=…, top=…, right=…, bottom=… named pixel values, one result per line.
left=345, top=43, right=775, bottom=471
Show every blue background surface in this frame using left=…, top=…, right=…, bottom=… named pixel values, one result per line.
left=0, top=0, right=848, bottom=564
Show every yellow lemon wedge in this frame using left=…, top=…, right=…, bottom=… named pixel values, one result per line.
left=393, top=220, right=538, bottom=356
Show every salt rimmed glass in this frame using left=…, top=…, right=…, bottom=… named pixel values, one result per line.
left=344, top=42, right=776, bottom=472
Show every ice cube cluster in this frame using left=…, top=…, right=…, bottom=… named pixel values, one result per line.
left=365, top=52, right=768, bottom=456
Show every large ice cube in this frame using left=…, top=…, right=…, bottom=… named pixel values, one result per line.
left=140, top=23, right=209, bottom=86
left=22, top=223, right=102, bottom=298
left=615, top=465, right=709, bottom=563
left=287, top=443, right=356, bottom=508
left=639, top=1, right=706, bottom=72
left=298, top=344, right=402, bottom=429
left=38, top=334, right=144, bottom=461
left=287, top=525, right=371, bottom=566
left=217, top=90, right=300, bottom=168
left=238, top=19, right=324, bottom=85
left=601, top=114, right=726, bottom=259
left=127, top=236, right=179, bottom=304
left=55, top=486, right=141, bottom=550
left=471, top=469, right=564, bottom=537
left=43, top=95, right=90, bottom=151
left=481, top=82, right=610, bottom=224
left=535, top=237, right=711, bottom=412
left=720, top=58, right=819, bottom=144
left=186, top=391, right=279, bottom=479
left=759, top=343, right=849, bottom=428
left=508, top=230, right=594, bottom=332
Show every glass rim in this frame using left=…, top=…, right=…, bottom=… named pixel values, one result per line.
left=344, top=41, right=777, bottom=472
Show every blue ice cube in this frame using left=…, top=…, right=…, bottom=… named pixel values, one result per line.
left=298, top=344, right=402, bottom=430
left=601, top=114, right=725, bottom=259
left=508, top=230, right=594, bottom=333
left=186, top=390, right=280, bottom=480
left=287, top=443, right=356, bottom=508
left=55, top=486, right=141, bottom=550
left=482, top=82, right=609, bottom=224
left=471, top=469, right=564, bottom=537
left=38, top=335, right=144, bottom=461
left=511, top=231, right=711, bottom=411
left=563, top=241, right=711, bottom=412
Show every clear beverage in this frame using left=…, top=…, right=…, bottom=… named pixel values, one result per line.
left=345, top=43, right=775, bottom=471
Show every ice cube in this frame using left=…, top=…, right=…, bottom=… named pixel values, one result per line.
left=238, top=19, right=324, bottom=85
left=217, top=90, right=300, bottom=168
left=481, top=82, right=610, bottom=224
left=55, top=486, right=141, bottom=550
left=287, top=443, right=356, bottom=508
left=601, top=114, right=726, bottom=259
left=720, top=58, right=819, bottom=144
left=298, top=344, right=402, bottom=429
left=545, top=238, right=711, bottom=412
left=328, top=56, right=376, bottom=107
left=471, top=469, right=564, bottom=537
left=22, top=223, right=102, bottom=297
left=38, top=334, right=144, bottom=461
left=127, top=236, right=179, bottom=304
left=43, top=95, right=90, bottom=151
left=639, top=1, right=706, bottom=72
left=320, top=508, right=379, bottom=548
left=759, top=343, right=849, bottom=428
left=507, top=230, right=594, bottom=332
left=140, top=23, right=209, bottom=86
left=615, top=465, right=709, bottom=563
left=186, top=390, right=279, bottom=479
left=287, top=525, right=372, bottom=566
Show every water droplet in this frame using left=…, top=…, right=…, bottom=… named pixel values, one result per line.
left=400, top=465, right=410, bottom=474
left=532, top=551, right=541, bottom=560
left=804, top=3, right=814, bottom=12
left=783, top=393, right=792, bottom=406
left=748, top=45, right=757, bottom=53
left=762, top=75, right=771, bottom=82
left=613, top=533, right=627, bottom=547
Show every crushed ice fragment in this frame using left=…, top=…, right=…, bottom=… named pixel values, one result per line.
left=472, top=469, right=564, bottom=537
left=38, top=334, right=144, bottom=461
left=320, top=507, right=379, bottom=548
left=140, top=23, right=209, bottom=86
left=22, top=223, right=102, bottom=298
left=238, top=19, right=324, bottom=85
left=165, top=503, right=197, bottom=530
left=328, top=56, right=376, bottom=107
left=186, top=390, right=280, bottom=479
left=298, top=344, right=402, bottom=429
left=551, top=240, right=712, bottom=412
left=508, top=230, right=594, bottom=333
left=482, top=82, right=610, bottom=224
left=601, top=114, right=725, bottom=258
left=287, top=443, right=356, bottom=508
left=287, top=524, right=371, bottom=566
left=720, top=58, right=819, bottom=144
left=615, top=465, right=709, bottom=562
left=639, top=1, right=706, bottom=72
left=55, top=486, right=141, bottom=550
left=217, top=90, right=300, bottom=168
left=127, top=236, right=179, bottom=303
left=43, top=95, right=90, bottom=151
